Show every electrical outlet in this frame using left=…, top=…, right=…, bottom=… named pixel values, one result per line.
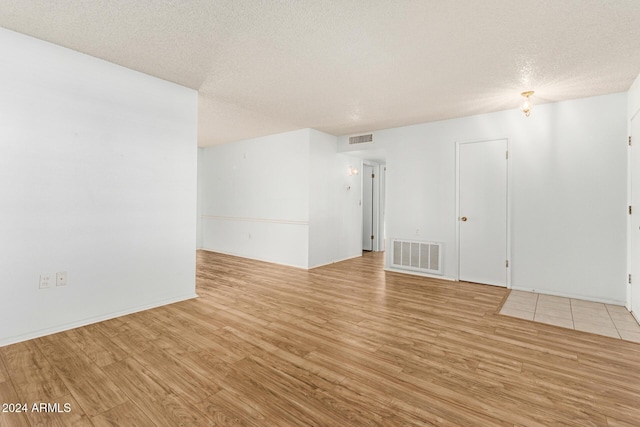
left=39, top=273, right=53, bottom=289
left=56, top=271, right=67, bottom=286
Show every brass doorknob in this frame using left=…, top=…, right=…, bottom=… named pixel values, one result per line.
left=461, top=217, right=467, bottom=222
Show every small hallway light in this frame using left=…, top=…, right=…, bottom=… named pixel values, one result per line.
left=520, top=91, right=534, bottom=117
left=348, top=166, right=359, bottom=176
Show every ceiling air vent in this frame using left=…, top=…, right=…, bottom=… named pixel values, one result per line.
left=349, top=133, right=374, bottom=145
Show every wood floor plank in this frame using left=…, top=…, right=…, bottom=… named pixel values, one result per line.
left=87, top=317, right=128, bottom=339
left=0, top=381, right=30, bottom=427
left=102, top=357, right=214, bottom=426
left=197, top=389, right=265, bottom=427
left=171, top=350, right=231, bottom=386
left=1, top=250, right=639, bottom=425
left=24, top=394, right=92, bottom=427
left=194, top=398, right=260, bottom=427
left=216, top=357, right=337, bottom=426
left=247, top=352, right=390, bottom=426
left=305, top=350, right=519, bottom=426
left=131, top=349, right=219, bottom=404
left=91, top=401, right=156, bottom=427
left=35, top=334, right=128, bottom=417
left=312, top=383, right=393, bottom=426
left=0, top=341, right=69, bottom=402
left=101, top=357, right=171, bottom=402
left=221, top=325, right=347, bottom=386
left=0, top=357, right=7, bottom=383
left=606, top=417, right=640, bottom=427
left=65, top=326, right=128, bottom=368
left=105, top=327, right=154, bottom=357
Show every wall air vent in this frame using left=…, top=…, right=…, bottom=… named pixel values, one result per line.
left=391, top=239, right=442, bottom=275
left=349, top=133, right=374, bottom=145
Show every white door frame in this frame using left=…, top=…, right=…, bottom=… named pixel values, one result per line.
left=628, top=110, right=640, bottom=316
left=379, top=164, right=387, bottom=251
left=455, top=137, right=512, bottom=288
left=627, top=114, right=633, bottom=312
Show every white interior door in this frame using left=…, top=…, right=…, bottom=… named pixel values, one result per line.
left=362, top=164, right=374, bottom=251
left=458, top=139, right=508, bottom=286
left=630, top=115, right=640, bottom=315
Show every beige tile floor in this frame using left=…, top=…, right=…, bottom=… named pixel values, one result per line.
left=500, top=290, right=640, bottom=342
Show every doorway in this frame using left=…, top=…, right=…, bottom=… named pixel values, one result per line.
left=361, top=162, right=386, bottom=252
left=457, top=138, right=509, bottom=287
left=362, top=164, right=375, bottom=251
left=630, top=113, right=640, bottom=315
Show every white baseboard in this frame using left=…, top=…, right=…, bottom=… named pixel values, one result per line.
left=384, top=267, right=456, bottom=282
left=0, top=293, right=198, bottom=348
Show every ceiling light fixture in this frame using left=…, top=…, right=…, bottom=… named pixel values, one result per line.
left=520, top=91, right=534, bottom=117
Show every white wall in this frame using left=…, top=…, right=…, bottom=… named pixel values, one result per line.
left=198, top=128, right=362, bottom=269
left=339, top=93, right=628, bottom=304
left=308, top=129, right=362, bottom=268
left=0, top=29, right=198, bottom=346
left=199, top=129, right=311, bottom=268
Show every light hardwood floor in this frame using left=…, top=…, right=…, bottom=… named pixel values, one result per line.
left=2, top=250, right=640, bottom=426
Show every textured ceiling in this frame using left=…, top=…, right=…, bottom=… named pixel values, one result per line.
left=1, top=1, right=640, bottom=146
